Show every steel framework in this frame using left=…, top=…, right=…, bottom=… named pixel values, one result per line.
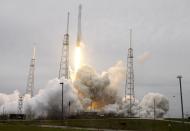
left=125, top=29, right=135, bottom=117
left=59, top=12, right=70, bottom=79
left=26, top=47, right=36, bottom=97
left=18, top=95, right=23, bottom=114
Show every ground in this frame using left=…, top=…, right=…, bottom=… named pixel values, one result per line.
left=0, top=118, right=190, bottom=131
left=0, top=124, right=87, bottom=131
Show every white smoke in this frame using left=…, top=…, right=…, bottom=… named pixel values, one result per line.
left=0, top=61, right=169, bottom=118
left=25, top=78, right=83, bottom=118
left=103, top=104, right=120, bottom=114
left=102, top=93, right=169, bottom=118
left=0, top=90, right=19, bottom=113
left=138, top=52, right=152, bottom=64
left=73, top=61, right=126, bottom=109
left=0, top=78, right=82, bottom=118
left=139, top=92, right=169, bottom=118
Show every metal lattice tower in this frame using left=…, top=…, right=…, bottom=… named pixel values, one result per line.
left=59, top=12, right=70, bottom=79
left=18, top=95, right=23, bottom=114
left=26, top=47, right=36, bottom=97
left=125, top=29, right=135, bottom=117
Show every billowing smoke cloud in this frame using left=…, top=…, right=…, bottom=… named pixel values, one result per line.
left=103, top=93, right=169, bottom=118
left=0, top=78, right=82, bottom=118
left=73, top=61, right=126, bottom=109
left=24, top=78, right=83, bottom=118
left=138, top=52, right=152, bottom=64
left=139, top=92, right=169, bottom=118
left=0, top=61, right=169, bottom=118
left=0, top=90, right=19, bottom=113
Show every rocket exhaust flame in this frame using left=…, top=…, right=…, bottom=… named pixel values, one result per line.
left=74, top=5, right=82, bottom=74
left=74, top=46, right=81, bottom=73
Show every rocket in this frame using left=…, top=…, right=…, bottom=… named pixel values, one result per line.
left=76, top=4, right=82, bottom=47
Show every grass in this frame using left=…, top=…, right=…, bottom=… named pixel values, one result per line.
left=0, top=123, right=87, bottom=131
left=165, top=118, right=190, bottom=122
left=42, top=118, right=190, bottom=131
left=0, top=118, right=190, bottom=131
left=71, top=119, right=189, bottom=131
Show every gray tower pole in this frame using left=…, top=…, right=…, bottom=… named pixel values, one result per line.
left=59, top=12, right=70, bottom=79
left=26, top=47, right=36, bottom=97
left=177, top=75, right=185, bottom=124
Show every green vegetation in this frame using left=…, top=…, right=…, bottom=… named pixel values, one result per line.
left=0, top=118, right=190, bottom=131
left=45, top=119, right=190, bottom=131
left=0, top=123, right=86, bottom=131
left=165, top=118, right=190, bottom=122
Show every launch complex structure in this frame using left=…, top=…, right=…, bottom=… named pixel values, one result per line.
left=17, top=4, right=82, bottom=115
left=17, top=5, right=136, bottom=117
left=59, top=4, right=82, bottom=79
left=17, top=47, right=36, bottom=114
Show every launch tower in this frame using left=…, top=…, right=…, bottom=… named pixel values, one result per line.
left=59, top=12, right=70, bottom=79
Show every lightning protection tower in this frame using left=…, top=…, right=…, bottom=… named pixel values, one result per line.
left=26, top=47, right=36, bottom=97
left=125, top=29, right=135, bottom=117
left=59, top=12, right=70, bottom=79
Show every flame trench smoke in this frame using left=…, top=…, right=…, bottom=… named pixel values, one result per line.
left=0, top=61, right=169, bottom=118
left=74, top=61, right=125, bottom=110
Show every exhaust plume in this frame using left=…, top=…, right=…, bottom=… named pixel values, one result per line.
left=138, top=52, right=152, bottom=64
left=0, top=61, right=169, bottom=118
